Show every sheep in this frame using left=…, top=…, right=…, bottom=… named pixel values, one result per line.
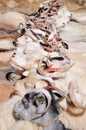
left=13, top=88, right=71, bottom=130
left=10, top=35, right=48, bottom=71
left=47, top=5, right=72, bottom=29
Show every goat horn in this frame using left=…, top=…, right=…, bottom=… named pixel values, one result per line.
left=44, top=85, right=71, bottom=104
left=38, top=57, right=50, bottom=76
left=69, top=82, right=86, bottom=109
left=35, top=88, right=52, bottom=114
left=38, top=57, right=74, bottom=77
left=44, top=85, right=65, bottom=97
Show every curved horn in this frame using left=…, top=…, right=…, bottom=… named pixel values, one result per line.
left=69, top=82, right=86, bottom=109
left=44, top=85, right=65, bottom=97
left=38, top=57, right=49, bottom=76
left=35, top=88, right=52, bottom=114
left=44, top=85, right=71, bottom=104
left=38, top=56, right=74, bottom=77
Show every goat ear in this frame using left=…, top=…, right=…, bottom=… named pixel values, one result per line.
left=35, top=93, right=45, bottom=106
left=62, top=42, right=69, bottom=49
left=53, top=91, right=62, bottom=100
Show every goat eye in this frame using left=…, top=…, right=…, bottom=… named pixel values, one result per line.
left=36, top=96, right=44, bottom=105
left=38, top=96, right=43, bottom=100
left=13, top=41, right=17, bottom=46
left=38, top=96, right=44, bottom=104
left=33, top=100, right=38, bottom=107
left=24, top=94, right=30, bottom=100
left=33, top=95, right=44, bottom=107
left=45, top=27, right=47, bottom=29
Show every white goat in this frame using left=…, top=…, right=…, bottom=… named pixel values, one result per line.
left=10, top=35, right=47, bottom=71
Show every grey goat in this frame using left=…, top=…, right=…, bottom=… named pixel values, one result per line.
left=13, top=88, right=71, bottom=130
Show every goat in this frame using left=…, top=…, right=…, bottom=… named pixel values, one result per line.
left=13, top=88, right=71, bottom=130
